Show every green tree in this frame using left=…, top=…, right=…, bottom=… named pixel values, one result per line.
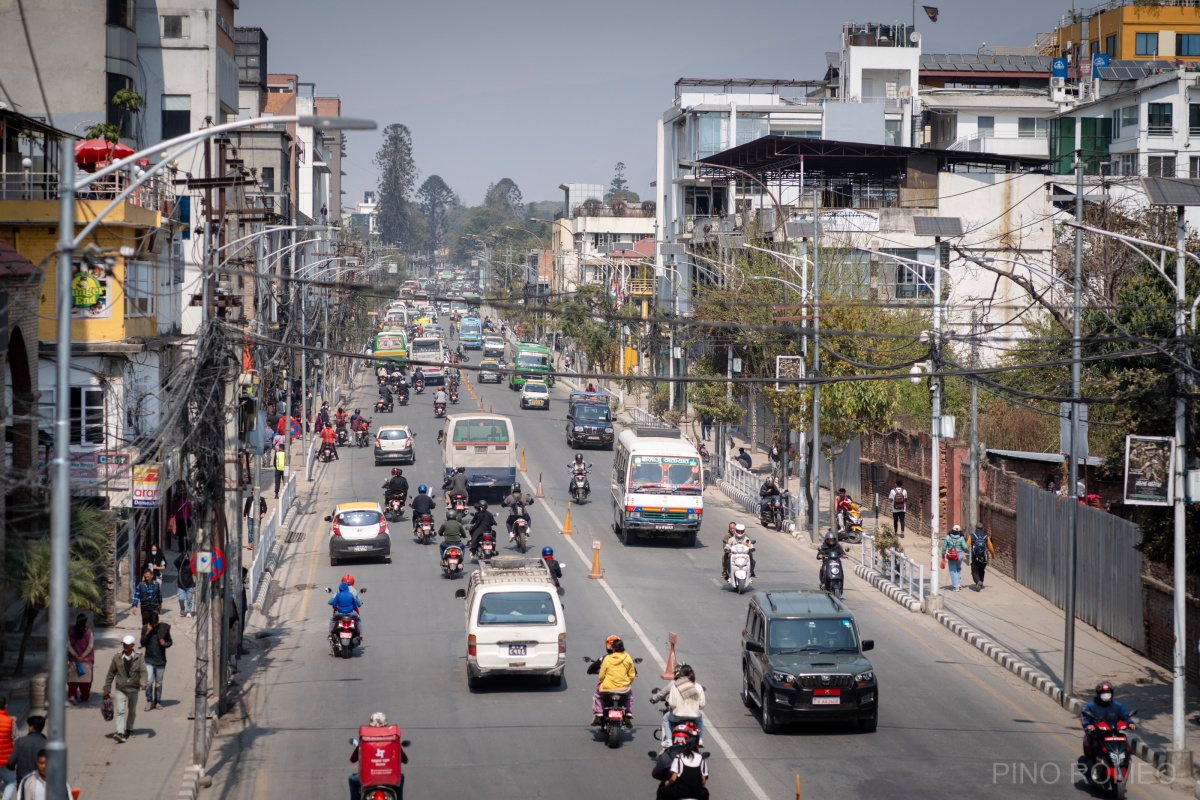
left=605, top=162, right=640, bottom=203
left=416, top=174, right=458, bottom=252
left=374, top=124, right=419, bottom=247
left=484, top=178, right=524, bottom=217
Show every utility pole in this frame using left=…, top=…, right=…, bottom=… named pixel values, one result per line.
left=809, top=188, right=822, bottom=546
left=928, top=239, right=943, bottom=602
left=1064, top=153, right=1083, bottom=696
left=969, top=311, right=979, bottom=530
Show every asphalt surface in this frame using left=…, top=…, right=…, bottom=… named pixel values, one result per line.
left=206, top=353, right=1182, bottom=800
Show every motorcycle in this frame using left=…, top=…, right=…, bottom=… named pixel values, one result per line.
left=1081, top=711, right=1136, bottom=798
left=397, top=389, right=409, bottom=407
left=650, top=687, right=703, bottom=750
left=384, top=494, right=406, bottom=522
left=582, top=655, right=643, bottom=749
left=414, top=380, right=425, bottom=394
left=759, top=494, right=785, bottom=531
left=347, top=734, right=410, bottom=800
left=449, top=493, right=468, bottom=520
left=355, top=426, right=371, bottom=447
left=336, top=427, right=350, bottom=446
left=727, top=541, right=754, bottom=594
left=324, top=586, right=366, bottom=659
left=434, top=402, right=446, bottom=418
left=511, top=516, right=531, bottom=553
left=319, top=442, right=337, bottom=463
left=570, top=468, right=591, bottom=504
left=819, top=551, right=844, bottom=597
left=415, top=513, right=435, bottom=545
left=837, top=503, right=864, bottom=544
left=375, top=397, right=393, bottom=414
left=441, top=544, right=464, bottom=577
left=475, top=530, right=497, bottom=562
left=449, top=389, right=459, bottom=404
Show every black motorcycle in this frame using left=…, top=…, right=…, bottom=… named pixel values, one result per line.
left=434, top=402, right=446, bottom=418
left=375, top=397, right=393, bottom=413
left=414, top=513, right=435, bottom=545
left=335, top=427, right=350, bottom=446
left=318, top=442, right=337, bottom=463
left=384, top=494, right=406, bottom=522
left=759, top=493, right=785, bottom=531
left=819, top=551, right=845, bottom=597
left=449, top=389, right=459, bottom=404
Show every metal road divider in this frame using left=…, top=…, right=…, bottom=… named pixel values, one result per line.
left=248, top=508, right=277, bottom=606
left=279, top=471, right=297, bottom=524
left=859, top=532, right=925, bottom=605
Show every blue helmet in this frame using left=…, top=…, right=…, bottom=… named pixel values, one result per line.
left=418, top=484, right=428, bottom=494
left=542, top=546, right=554, bottom=558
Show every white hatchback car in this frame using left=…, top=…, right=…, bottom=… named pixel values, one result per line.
left=374, top=424, right=415, bottom=466
left=519, top=380, right=550, bottom=410
left=326, top=502, right=391, bottom=566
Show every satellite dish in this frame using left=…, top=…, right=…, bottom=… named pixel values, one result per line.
left=910, top=31, right=921, bottom=45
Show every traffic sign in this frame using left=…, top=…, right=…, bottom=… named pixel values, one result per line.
left=191, top=547, right=226, bottom=581
left=289, top=419, right=302, bottom=438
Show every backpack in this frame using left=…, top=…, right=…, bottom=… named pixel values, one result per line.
left=891, top=489, right=906, bottom=511
left=945, top=537, right=960, bottom=561
left=971, top=533, right=989, bottom=564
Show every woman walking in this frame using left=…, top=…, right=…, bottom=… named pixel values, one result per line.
left=940, top=525, right=969, bottom=592
left=66, top=614, right=94, bottom=704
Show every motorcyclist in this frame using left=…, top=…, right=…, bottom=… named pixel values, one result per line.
left=817, top=530, right=848, bottom=586
left=410, top=485, right=436, bottom=534
left=456, top=341, right=466, bottom=359
left=568, top=453, right=591, bottom=492
left=1081, top=681, right=1135, bottom=762
left=722, top=524, right=756, bottom=579
left=468, top=500, right=499, bottom=555
left=327, top=580, right=363, bottom=636
left=433, top=387, right=449, bottom=407
left=759, top=477, right=782, bottom=516
left=349, top=408, right=364, bottom=430
left=382, top=468, right=409, bottom=504
left=835, top=487, right=854, bottom=533
left=412, top=366, right=425, bottom=388
left=377, top=382, right=393, bottom=408
left=445, top=466, right=469, bottom=506
left=319, top=421, right=339, bottom=460
left=333, top=407, right=349, bottom=441
left=590, top=636, right=636, bottom=727
left=541, top=546, right=563, bottom=588
left=501, top=482, right=534, bottom=538
left=347, top=712, right=407, bottom=800
left=437, top=513, right=467, bottom=558
left=652, top=663, right=706, bottom=747
left=352, top=414, right=372, bottom=442
left=318, top=400, right=332, bottom=429
left=375, top=365, right=388, bottom=384
left=340, top=573, right=362, bottom=606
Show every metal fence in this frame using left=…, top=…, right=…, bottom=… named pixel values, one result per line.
left=1015, top=482, right=1145, bottom=652
left=248, top=509, right=277, bottom=606
left=722, top=459, right=803, bottom=521
left=279, top=471, right=297, bottom=525
left=858, top=532, right=926, bottom=604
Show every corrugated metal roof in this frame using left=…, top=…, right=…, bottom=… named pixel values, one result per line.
left=987, top=449, right=1103, bottom=466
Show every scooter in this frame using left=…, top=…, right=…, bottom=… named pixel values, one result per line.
left=335, top=427, right=350, bottom=446
left=415, top=513, right=435, bottom=545
left=329, top=613, right=362, bottom=658
left=582, top=655, right=644, bottom=749
left=355, top=426, right=371, bottom=447
left=727, top=541, right=754, bottom=594
left=384, top=494, right=406, bottom=522
left=375, top=397, right=393, bottom=414
left=397, top=389, right=409, bottom=407
left=1081, top=710, right=1136, bottom=798
left=319, top=442, right=337, bottom=463
left=434, top=402, right=446, bottom=418
left=347, top=734, right=410, bottom=800
left=837, top=503, right=864, bottom=544
left=570, top=468, right=590, bottom=504
left=449, top=493, right=468, bottom=521
left=650, top=687, right=703, bottom=750
left=414, top=380, right=425, bottom=394
left=441, top=544, right=464, bottom=577
left=449, top=389, right=459, bottom=404
left=819, top=551, right=844, bottom=597
left=475, top=530, right=497, bottom=562
left=511, top=516, right=531, bottom=553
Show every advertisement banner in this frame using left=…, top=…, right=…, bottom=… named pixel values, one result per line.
left=1123, top=435, right=1175, bottom=506
left=132, top=464, right=161, bottom=508
left=70, top=260, right=112, bottom=319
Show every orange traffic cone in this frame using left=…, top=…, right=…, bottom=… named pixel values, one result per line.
left=535, top=472, right=545, bottom=498
left=520, top=447, right=526, bottom=472
left=587, top=540, right=603, bottom=580
left=661, top=632, right=679, bottom=679
left=561, top=503, right=573, bottom=535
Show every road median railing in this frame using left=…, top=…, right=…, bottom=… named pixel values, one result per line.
left=279, top=470, right=297, bottom=525
left=248, top=508, right=277, bottom=606
left=854, top=532, right=925, bottom=609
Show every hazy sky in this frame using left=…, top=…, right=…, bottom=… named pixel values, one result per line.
left=239, top=0, right=1076, bottom=207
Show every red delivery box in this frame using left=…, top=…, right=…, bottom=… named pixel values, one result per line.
left=358, top=724, right=402, bottom=786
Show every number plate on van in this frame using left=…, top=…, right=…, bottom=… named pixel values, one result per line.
left=508, top=644, right=527, bottom=656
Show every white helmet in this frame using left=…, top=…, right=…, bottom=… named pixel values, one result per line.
left=368, top=711, right=387, bottom=727
left=734, top=523, right=746, bottom=536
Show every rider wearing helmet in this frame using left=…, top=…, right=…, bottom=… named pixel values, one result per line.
left=410, top=484, right=436, bottom=533
left=1081, top=681, right=1135, bottom=762
left=445, top=465, right=470, bottom=505
left=327, top=580, right=363, bottom=636
left=501, top=481, right=535, bottom=539
left=468, top=499, right=497, bottom=555
left=817, top=530, right=847, bottom=586
left=381, top=467, right=409, bottom=504
left=722, top=523, right=755, bottom=579
left=591, top=636, right=636, bottom=728
left=541, top=546, right=562, bottom=585
left=348, top=712, right=408, bottom=800
left=340, top=574, right=363, bottom=605
left=568, top=453, right=591, bottom=493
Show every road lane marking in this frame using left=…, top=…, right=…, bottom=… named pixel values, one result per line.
left=296, top=515, right=322, bottom=621
left=525, top=474, right=772, bottom=800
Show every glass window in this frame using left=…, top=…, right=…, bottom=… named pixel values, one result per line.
left=884, top=118, right=901, bottom=146
left=124, top=261, right=155, bottom=317
left=377, top=428, right=410, bottom=440
left=695, top=113, right=728, bottom=158
left=161, top=95, right=190, bottom=140
left=1179, top=34, right=1200, bottom=57
left=1190, top=156, right=1200, bottom=178
left=768, top=618, right=859, bottom=654
left=1115, top=153, right=1138, bottom=176
left=736, top=113, right=769, bottom=146
left=1121, top=106, right=1139, bottom=134
left=1148, top=156, right=1176, bottom=177
left=70, top=387, right=105, bottom=445
left=107, top=0, right=132, bottom=28
left=477, top=592, right=556, bottom=625
left=1018, top=117, right=1048, bottom=138
left=574, top=405, right=611, bottom=422
left=977, top=116, right=995, bottom=137
left=161, top=14, right=189, bottom=38
left=1136, top=32, right=1159, bottom=56
left=1191, top=104, right=1200, bottom=135
left=1148, top=103, right=1173, bottom=135
left=451, top=419, right=510, bottom=444
left=335, top=510, right=383, bottom=526
left=260, top=166, right=274, bottom=193
left=1106, top=35, right=1117, bottom=57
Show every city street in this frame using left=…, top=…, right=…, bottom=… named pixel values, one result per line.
left=204, top=368, right=1181, bottom=800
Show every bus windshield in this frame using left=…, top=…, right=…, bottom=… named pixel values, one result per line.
left=452, top=419, right=511, bottom=444
left=517, top=352, right=548, bottom=369
left=410, top=339, right=441, bottom=356
left=461, top=320, right=482, bottom=336
left=627, top=455, right=702, bottom=494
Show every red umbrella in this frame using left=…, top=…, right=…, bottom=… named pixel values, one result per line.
left=74, top=138, right=135, bottom=165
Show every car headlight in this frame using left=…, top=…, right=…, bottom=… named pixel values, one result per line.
left=574, top=426, right=584, bottom=432
left=854, top=671, right=875, bottom=686
left=687, top=510, right=698, bottom=519
left=771, top=671, right=795, bottom=685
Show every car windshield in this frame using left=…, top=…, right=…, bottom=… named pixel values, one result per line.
left=574, top=405, right=611, bottom=422
left=477, top=591, right=556, bottom=625
left=628, top=456, right=702, bottom=494
left=378, top=429, right=409, bottom=440
left=336, top=510, right=382, bottom=527
left=768, top=618, right=858, bottom=654
left=481, top=361, right=498, bottom=369
left=525, top=384, right=548, bottom=394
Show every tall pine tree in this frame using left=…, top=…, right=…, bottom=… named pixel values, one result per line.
left=374, top=124, right=418, bottom=246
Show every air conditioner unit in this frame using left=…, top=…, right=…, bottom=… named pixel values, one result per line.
left=1051, top=77, right=1065, bottom=89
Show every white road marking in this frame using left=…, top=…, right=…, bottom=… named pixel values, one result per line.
left=530, top=487, right=772, bottom=800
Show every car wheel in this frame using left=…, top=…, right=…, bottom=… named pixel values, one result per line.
left=467, top=671, right=481, bottom=690
left=374, top=459, right=381, bottom=467
left=548, top=673, right=563, bottom=687
left=330, top=556, right=338, bottom=567
left=760, top=688, right=782, bottom=734
left=858, top=715, right=878, bottom=733
left=741, top=668, right=756, bottom=708
left=624, top=527, right=638, bottom=546
left=683, top=532, right=697, bottom=548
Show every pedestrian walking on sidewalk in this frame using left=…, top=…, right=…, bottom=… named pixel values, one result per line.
left=969, top=522, right=995, bottom=590
left=243, top=493, right=266, bottom=546
left=0, top=698, right=17, bottom=799
left=174, top=551, right=195, bottom=617
left=699, top=413, right=712, bottom=441
left=131, top=570, right=163, bottom=626
left=67, top=614, right=95, bottom=704
left=888, top=480, right=908, bottom=536
left=5, top=714, right=45, bottom=798
left=274, top=445, right=286, bottom=498
left=141, top=613, right=172, bottom=710
left=12, top=751, right=73, bottom=800
left=940, top=525, right=969, bottom=591
left=142, top=543, right=167, bottom=586
left=171, top=494, right=193, bottom=552
left=102, top=636, right=146, bottom=743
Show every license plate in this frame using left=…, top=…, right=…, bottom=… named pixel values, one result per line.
left=655, top=524, right=673, bottom=531
left=340, top=634, right=352, bottom=640
left=448, top=558, right=459, bottom=564
left=508, top=644, right=527, bottom=656
left=352, top=546, right=371, bottom=552
left=587, top=436, right=600, bottom=440
left=475, top=446, right=487, bottom=454
left=608, top=710, right=623, bottom=720
left=813, top=697, right=840, bottom=705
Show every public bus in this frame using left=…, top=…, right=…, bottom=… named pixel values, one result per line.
left=509, top=342, right=552, bottom=389
left=449, top=297, right=469, bottom=317
left=610, top=428, right=704, bottom=547
left=462, top=292, right=482, bottom=316
left=372, top=330, right=408, bottom=365
left=383, top=307, right=410, bottom=328
left=459, top=317, right=483, bottom=349
left=408, top=336, right=445, bottom=386
left=440, top=413, right=517, bottom=501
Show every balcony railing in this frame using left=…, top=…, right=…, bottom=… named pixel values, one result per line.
left=571, top=203, right=655, bottom=218
left=0, top=169, right=176, bottom=213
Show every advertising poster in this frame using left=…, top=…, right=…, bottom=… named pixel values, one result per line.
left=70, top=260, right=111, bottom=319
left=1123, top=435, right=1175, bottom=506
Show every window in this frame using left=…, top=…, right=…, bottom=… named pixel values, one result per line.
left=477, top=592, right=556, bottom=626
left=1118, top=106, right=1138, bottom=138
left=260, top=166, right=275, bottom=193
left=695, top=112, right=728, bottom=158
left=770, top=126, right=820, bottom=139
left=1136, top=32, right=1159, bottom=56
left=1148, top=103, right=1173, bottom=135
left=1114, top=153, right=1138, bottom=176
left=161, top=95, right=190, bottom=140
left=977, top=116, right=995, bottom=137
left=735, top=113, right=768, bottom=146
left=1191, top=104, right=1200, bottom=136
left=892, top=250, right=934, bottom=298
left=70, top=387, right=105, bottom=446
left=1106, top=35, right=1118, bottom=57
left=1018, top=117, right=1049, bottom=138
left=1089, top=40, right=1099, bottom=57
left=884, top=118, right=902, bottom=146
left=1190, top=156, right=1200, bottom=178
left=1179, top=34, right=1200, bottom=57
left=161, top=14, right=189, bottom=39
left=124, top=261, right=156, bottom=317
left=1148, top=155, right=1176, bottom=177
left=107, top=0, right=132, bottom=28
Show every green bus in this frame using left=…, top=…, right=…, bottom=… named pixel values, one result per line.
left=373, top=329, right=408, bottom=366
left=463, top=292, right=482, bottom=316
left=509, top=342, right=553, bottom=389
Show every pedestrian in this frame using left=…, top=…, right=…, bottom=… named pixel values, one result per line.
left=4, top=715, right=44, bottom=793
left=11, top=750, right=73, bottom=800
left=131, top=569, right=163, bottom=625
left=699, top=413, right=712, bottom=441
left=66, top=614, right=95, bottom=704
left=787, top=444, right=798, bottom=478
left=940, top=524, right=969, bottom=592
left=142, top=543, right=167, bottom=585
left=274, top=445, right=286, bottom=498
left=243, top=493, right=266, bottom=547
left=171, top=494, right=193, bottom=552
left=102, top=635, right=147, bottom=743
left=140, top=612, right=172, bottom=711
left=0, top=698, right=16, bottom=799
left=735, top=448, right=752, bottom=470
left=888, top=479, right=908, bottom=536
left=174, top=551, right=195, bottom=617
left=969, top=522, right=995, bottom=590
left=1044, top=473, right=1058, bottom=494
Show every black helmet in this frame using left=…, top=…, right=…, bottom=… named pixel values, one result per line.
left=824, top=530, right=837, bottom=543
left=1095, top=681, right=1114, bottom=702
left=574, top=453, right=584, bottom=463
left=476, top=500, right=488, bottom=511
left=354, top=408, right=361, bottom=414
left=513, top=482, right=522, bottom=494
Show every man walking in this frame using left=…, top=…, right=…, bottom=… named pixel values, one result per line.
left=969, top=522, right=995, bottom=590
left=273, top=445, right=286, bottom=498
left=173, top=552, right=195, bottom=617
left=141, top=613, right=172, bottom=710
left=102, top=636, right=146, bottom=743
left=3, top=715, right=43, bottom=800
left=12, top=750, right=73, bottom=800
left=131, top=569, right=162, bottom=625
left=888, top=479, right=908, bottom=537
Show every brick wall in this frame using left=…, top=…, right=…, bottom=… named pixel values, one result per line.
left=1143, top=566, right=1200, bottom=683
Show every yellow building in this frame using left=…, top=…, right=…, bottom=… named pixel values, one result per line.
left=1055, top=0, right=1200, bottom=62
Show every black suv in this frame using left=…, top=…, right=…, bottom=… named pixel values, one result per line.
left=741, top=590, right=878, bottom=733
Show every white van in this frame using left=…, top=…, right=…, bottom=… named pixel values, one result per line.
left=441, top=413, right=517, bottom=500
left=454, top=557, right=566, bottom=688
left=611, top=428, right=704, bottom=547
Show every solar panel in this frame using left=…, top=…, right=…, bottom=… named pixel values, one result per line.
left=913, top=217, right=964, bottom=237
left=659, top=243, right=687, bottom=256
left=1141, top=177, right=1200, bottom=206
left=787, top=221, right=817, bottom=239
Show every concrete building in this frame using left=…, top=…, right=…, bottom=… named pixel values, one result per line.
left=1052, top=0, right=1200, bottom=64
left=551, top=183, right=654, bottom=294
left=922, top=90, right=1058, bottom=157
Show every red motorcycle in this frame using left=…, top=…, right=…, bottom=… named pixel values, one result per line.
left=1081, top=711, right=1135, bottom=797
left=434, top=402, right=446, bottom=418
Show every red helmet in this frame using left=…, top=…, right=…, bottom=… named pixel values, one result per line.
left=671, top=721, right=698, bottom=745
left=341, top=574, right=355, bottom=586
left=604, top=635, right=620, bottom=651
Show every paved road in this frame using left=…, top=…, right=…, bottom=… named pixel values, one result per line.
left=206, top=362, right=1180, bottom=800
